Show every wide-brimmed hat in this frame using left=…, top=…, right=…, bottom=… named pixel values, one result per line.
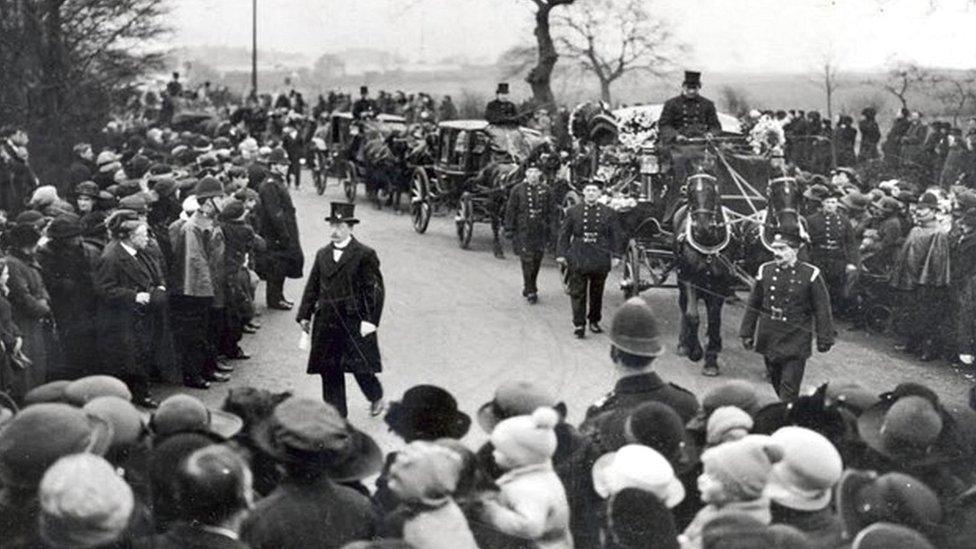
left=46, top=213, right=85, bottom=240
left=476, top=380, right=560, bottom=434
left=150, top=394, right=243, bottom=440
left=0, top=403, right=113, bottom=489
left=856, top=392, right=969, bottom=467
left=592, top=444, right=685, bottom=507
left=83, top=396, right=146, bottom=450
left=326, top=202, right=359, bottom=224
left=63, top=375, right=132, bottom=407
left=384, top=385, right=471, bottom=441
left=836, top=470, right=942, bottom=539
left=764, top=427, right=842, bottom=511
left=252, top=397, right=382, bottom=482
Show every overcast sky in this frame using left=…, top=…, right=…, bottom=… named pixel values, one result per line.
left=169, top=0, right=976, bottom=71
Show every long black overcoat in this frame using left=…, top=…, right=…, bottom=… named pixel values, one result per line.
left=256, top=175, right=304, bottom=279
left=297, top=238, right=384, bottom=375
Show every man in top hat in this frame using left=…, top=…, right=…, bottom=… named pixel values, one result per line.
left=505, top=155, right=554, bottom=304
left=352, top=86, right=376, bottom=120
left=297, top=202, right=386, bottom=418
left=658, top=71, right=723, bottom=188
left=740, top=228, right=835, bottom=401
left=557, top=178, right=623, bottom=338
left=805, top=188, right=860, bottom=315
left=485, top=83, right=519, bottom=125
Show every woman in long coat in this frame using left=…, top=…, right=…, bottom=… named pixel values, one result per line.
left=4, top=223, right=52, bottom=395
left=94, top=211, right=175, bottom=407
left=256, top=159, right=304, bottom=309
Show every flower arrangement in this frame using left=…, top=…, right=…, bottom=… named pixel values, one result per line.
left=616, top=109, right=658, bottom=151
left=748, top=114, right=785, bottom=156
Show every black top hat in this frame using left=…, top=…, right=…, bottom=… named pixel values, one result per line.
left=496, top=82, right=510, bottom=95
left=360, top=86, right=369, bottom=95
left=326, top=202, right=359, bottom=224
left=683, top=71, right=702, bottom=87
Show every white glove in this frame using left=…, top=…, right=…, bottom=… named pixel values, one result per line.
left=960, top=354, right=974, bottom=366
left=360, top=321, right=377, bottom=337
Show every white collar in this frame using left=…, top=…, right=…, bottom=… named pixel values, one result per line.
left=119, top=241, right=138, bottom=256
left=333, top=236, right=353, bottom=250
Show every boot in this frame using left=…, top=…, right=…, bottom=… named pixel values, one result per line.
left=702, top=353, right=720, bottom=377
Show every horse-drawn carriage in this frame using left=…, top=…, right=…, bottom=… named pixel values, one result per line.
left=410, top=120, right=548, bottom=253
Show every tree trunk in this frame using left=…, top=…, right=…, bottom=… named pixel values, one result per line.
left=600, top=79, right=612, bottom=104
left=526, top=4, right=558, bottom=109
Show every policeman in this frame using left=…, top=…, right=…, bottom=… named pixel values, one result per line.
left=658, top=71, right=723, bottom=189
left=504, top=156, right=553, bottom=304
left=352, top=86, right=376, bottom=119
left=484, top=83, right=518, bottom=125
left=580, top=297, right=700, bottom=440
left=805, top=190, right=859, bottom=312
left=739, top=229, right=835, bottom=402
left=556, top=178, right=623, bottom=338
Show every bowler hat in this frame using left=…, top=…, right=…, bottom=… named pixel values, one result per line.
left=476, top=380, right=561, bottom=434
left=683, top=70, right=702, bottom=87
left=326, top=202, right=359, bottom=224
left=384, top=385, right=471, bottom=441
left=46, top=213, right=85, bottom=240
left=0, top=403, right=113, bottom=488
left=150, top=394, right=243, bottom=440
left=837, top=470, right=942, bottom=539
left=63, top=375, right=133, bottom=407
left=496, top=83, right=509, bottom=95
left=252, top=397, right=383, bottom=481
left=74, top=181, right=99, bottom=198
left=609, top=297, right=665, bottom=357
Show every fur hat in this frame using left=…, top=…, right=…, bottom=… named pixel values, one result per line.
left=701, top=435, right=784, bottom=501
left=490, top=407, right=559, bottom=466
left=765, top=427, right=842, bottom=511
left=387, top=441, right=463, bottom=506
left=38, top=454, right=134, bottom=549
left=607, top=488, right=679, bottom=549
left=706, top=406, right=754, bottom=447
left=592, top=444, right=685, bottom=507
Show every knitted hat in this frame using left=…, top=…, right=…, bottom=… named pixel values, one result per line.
left=607, top=488, right=679, bottom=549
left=851, top=523, right=935, bottom=549
left=83, top=396, right=146, bottom=450
left=592, top=444, right=685, bottom=507
left=477, top=380, right=559, bottom=434
left=490, top=407, right=559, bottom=466
left=701, top=511, right=774, bottom=548
left=387, top=440, right=463, bottom=506
left=706, top=406, right=754, bottom=447
left=765, top=427, right=842, bottom=511
left=63, top=376, right=132, bottom=407
left=701, top=435, right=784, bottom=501
left=610, top=297, right=664, bottom=358
left=38, top=454, right=134, bottom=549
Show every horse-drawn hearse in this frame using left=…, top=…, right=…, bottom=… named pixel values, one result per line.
left=409, top=120, right=549, bottom=255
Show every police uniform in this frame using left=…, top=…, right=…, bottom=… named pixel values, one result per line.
left=658, top=72, right=722, bottom=187
left=557, top=200, right=622, bottom=329
left=579, top=372, right=700, bottom=443
left=485, top=99, right=518, bottom=125
left=739, top=259, right=835, bottom=401
left=805, top=209, right=859, bottom=308
left=504, top=178, right=553, bottom=299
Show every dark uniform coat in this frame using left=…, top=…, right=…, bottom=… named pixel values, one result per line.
left=557, top=202, right=623, bottom=274
left=297, top=238, right=385, bottom=375
left=739, top=260, right=835, bottom=361
left=94, top=241, right=177, bottom=382
left=579, top=372, right=701, bottom=437
left=484, top=99, right=518, bottom=125
left=504, top=181, right=553, bottom=257
left=256, top=175, right=304, bottom=279
left=805, top=210, right=860, bottom=299
left=657, top=94, right=722, bottom=143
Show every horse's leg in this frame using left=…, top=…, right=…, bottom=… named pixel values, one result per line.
left=703, top=291, right=724, bottom=376
left=491, top=204, right=505, bottom=259
left=677, top=282, right=690, bottom=356
left=681, top=280, right=704, bottom=362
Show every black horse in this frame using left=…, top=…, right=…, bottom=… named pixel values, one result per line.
left=673, top=172, right=738, bottom=376
left=738, top=175, right=809, bottom=276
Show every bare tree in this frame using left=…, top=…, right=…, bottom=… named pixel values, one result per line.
left=522, top=0, right=577, bottom=108
left=554, top=0, right=681, bottom=104
left=874, top=62, right=931, bottom=111
left=928, top=70, right=976, bottom=124
left=810, top=59, right=845, bottom=168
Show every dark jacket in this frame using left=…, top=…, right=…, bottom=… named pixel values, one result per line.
left=241, top=475, right=377, bottom=549
left=0, top=294, right=22, bottom=399
left=6, top=250, right=51, bottom=391
left=769, top=503, right=845, bottom=549
left=0, top=143, right=37, bottom=216
left=858, top=119, right=881, bottom=160
left=658, top=95, right=722, bottom=143
left=256, top=176, right=304, bottom=279
left=805, top=210, right=860, bottom=266
left=484, top=99, right=518, bottom=125
left=739, top=260, right=835, bottom=360
left=557, top=202, right=623, bottom=274
left=135, top=522, right=250, bottom=549
left=890, top=219, right=951, bottom=289
left=94, top=241, right=176, bottom=381
left=580, top=372, right=701, bottom=434
left=504, top=180, right=553, bottom=257
left=296, top=238, right=384, bottom=375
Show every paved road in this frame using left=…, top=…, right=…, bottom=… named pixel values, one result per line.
left=173, top=173, right=974, bottom=451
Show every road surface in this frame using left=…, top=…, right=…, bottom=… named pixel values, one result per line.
left=169, top=173, right=974, bottom=451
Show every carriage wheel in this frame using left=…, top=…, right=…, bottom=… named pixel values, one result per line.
left=343, top=164, right=358, bottom=202
left=622, top=240, right=643, bottom=297
left=411, top=170, right=432, bottom=234
left=456, top=196, right=474, bottom=249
